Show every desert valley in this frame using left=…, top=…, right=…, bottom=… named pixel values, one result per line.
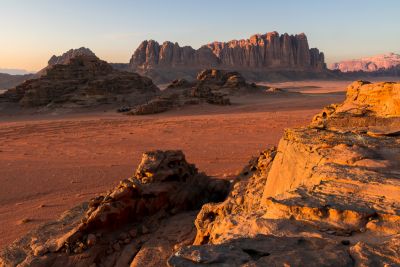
left=1, top=1, right=400, bottom=266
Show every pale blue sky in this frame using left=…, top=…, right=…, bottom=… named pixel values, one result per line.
left=1, top=0, right=399, bottom=71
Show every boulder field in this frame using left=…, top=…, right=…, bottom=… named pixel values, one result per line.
left=1, top=81, right=400, bottom=266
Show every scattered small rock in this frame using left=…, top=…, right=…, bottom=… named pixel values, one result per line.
left=18, top=218, right=32, bottom=224
left=86, top=234, right=96, bottom=247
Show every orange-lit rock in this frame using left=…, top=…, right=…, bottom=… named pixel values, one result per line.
left=175, top=81, right=400, bottom=266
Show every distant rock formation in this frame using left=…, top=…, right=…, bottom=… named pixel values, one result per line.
left=0, top=48, right=96, bottom=91
left=48, top=47, right=96, bottom=66
left=331, top=52, right=400, bottom=72
left=129, top=32, right=327, bottom=83
left=125, top=69, right=268, bottom=115
left=36, top=47, right=97, bottom=76
left=1, top=55, right=159, bottom=109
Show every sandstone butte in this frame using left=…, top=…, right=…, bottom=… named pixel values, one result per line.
left=1, top=80, right=400, bottom=266
left=128, top=31, right=327, bottom=83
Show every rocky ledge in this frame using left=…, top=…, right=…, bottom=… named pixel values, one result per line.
left=1, top=81, right=400, bottom=267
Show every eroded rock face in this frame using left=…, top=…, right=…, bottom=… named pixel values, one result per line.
left=172, top=81, right=400, bottom=266
left=129, top=32, right=327, bottom=83
left=311, top=80, right=400, bottom=131
left=1, top=55, right=159, bottom=109
left=130, top=32, right=325, bottom=71
left=0, top=150, right=230, bottom=267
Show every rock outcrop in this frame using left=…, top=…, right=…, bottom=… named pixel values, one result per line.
left=331, top=52, right=400, bottom=72
left=0, top=55, right=159, bottom=109
left=0, top=150, right=230, bottom=267
left=126, top=69, right=266, bottom=115
left=171, top=81, right=400, bottom=266
left=129, top=32, right=327, bottom=83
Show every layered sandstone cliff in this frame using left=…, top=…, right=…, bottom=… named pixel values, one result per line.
left=129, top=32, right=326, bottom=83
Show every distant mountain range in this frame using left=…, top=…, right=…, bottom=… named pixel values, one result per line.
left=0, top=73, right=34, bottom=90
left=330, top=52, right=400, bottom=72
left=0, top=68, right=33, bottom=75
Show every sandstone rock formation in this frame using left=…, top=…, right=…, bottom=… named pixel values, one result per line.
left=331, top=52, right=400, bottom=72
left=171, top=81, right=400, bottom=266
left=2, top=81, right=400, bottom=266
left=0, top=150, right=230, bottom=267
left=0, top=55, right=159, bottom=109
left=126, top=70, right=266, bottom=115
left=128, top=32, right=327, bottom=83
left=0, top=48, right=97, bottom=92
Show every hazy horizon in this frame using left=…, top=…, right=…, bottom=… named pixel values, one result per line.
left=1, top=0, right=399, bottom=73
